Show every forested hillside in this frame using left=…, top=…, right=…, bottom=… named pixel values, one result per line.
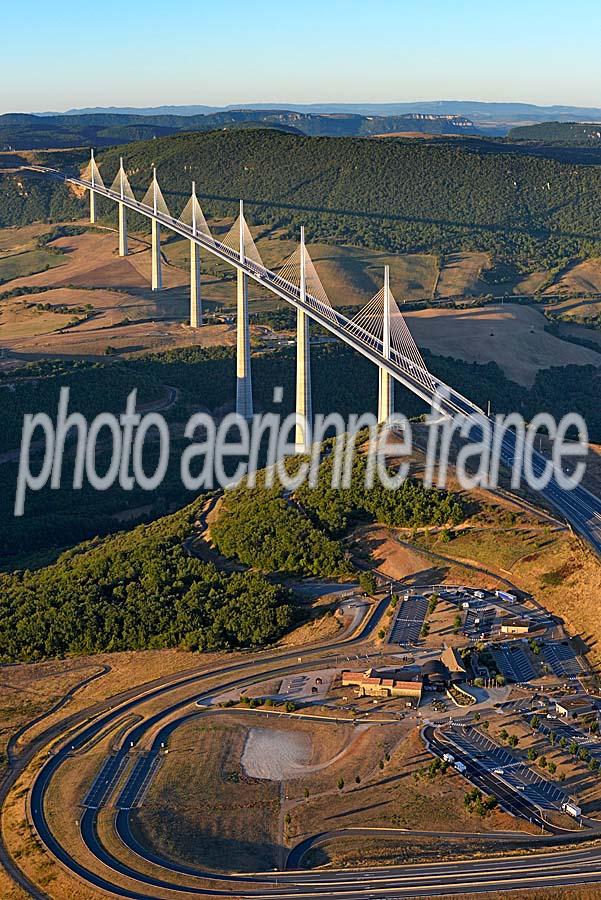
left=509, top=122, right=601, bottom=144
left=0, top=500, right=293, bottom=661
left=4, top=128, right=601, bottom=270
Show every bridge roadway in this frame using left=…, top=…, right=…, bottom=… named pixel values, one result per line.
left=25, top=598, right=601, bottom=899
left=30, top=165, right=601, bottom=556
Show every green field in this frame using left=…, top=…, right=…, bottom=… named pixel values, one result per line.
left=0, top=247, right=65, bottom=284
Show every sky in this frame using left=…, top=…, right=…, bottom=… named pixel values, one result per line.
left=3, top=0, right=601, bottom=113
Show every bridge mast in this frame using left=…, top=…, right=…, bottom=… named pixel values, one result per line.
left=236, top=200, right=253, bottom=419
left=89, top=149, right=96, bottom=224
left=377, top=265, right=394, bottom=423
left=118, top=157, right=128, bottom=257
left=189, top=182, right=202, bottom=328
left=151, top=168, right=162, bottom=291
left=295, top=226, right=312, bottom=453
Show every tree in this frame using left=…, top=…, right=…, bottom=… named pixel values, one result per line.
left=359, top=572, right=377, bottom=595
left=530, top=715, right=540, bottom=729
left=527, top=748, right=538, bottom=761
left=337, top=777, right=345, bottom=790
left=547, top=761, right=557, bottom=775
left=508, top=735, right=519, bottom=748
left=499, top=729, right=509, bottom=742
left=355, top=775, right=361, bottom=784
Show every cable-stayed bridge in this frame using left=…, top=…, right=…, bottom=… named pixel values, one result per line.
left=29, top=155, right=601, bottom=555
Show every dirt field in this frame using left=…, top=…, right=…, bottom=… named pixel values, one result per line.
left=435, top=252, right=490, bottom=298
left=0, top=224, right=246, bottom=358
left=404, top=303, right=601, bottom=386
left=547, top=258, right=601, bottom=295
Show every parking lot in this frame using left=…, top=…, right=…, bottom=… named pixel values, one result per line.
left=525, top=714, right=601, bottom=759
left=83, top=753, right=128, bottom=809
left=444, top=725, right=567, bottom=809
left=542, top=641, right=587, bottom=679
left=390, top=595, right=429, bottom=644
left=465, top=606, right=496, bottom=635
left=492, top=642, right=536, bottom=683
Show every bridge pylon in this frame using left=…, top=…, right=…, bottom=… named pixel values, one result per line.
left=189, top=182, right=202, bottom=328
left=118, top=158, right=128, bottom=257
left=89, top=149, right=96, bottom=224
left=150, top=168, right=162, bottom=291
left=236, top=200, right=253, bottom=420
left=295, top=227, right=312, bottom=453
left=377, top=266, right=394, bottom=424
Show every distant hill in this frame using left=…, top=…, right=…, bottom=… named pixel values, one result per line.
left=509, top=121, right=601, bottom=144
left=0, top=109, right=480, bottom=151
left=43, top=100, right=601, bottom=134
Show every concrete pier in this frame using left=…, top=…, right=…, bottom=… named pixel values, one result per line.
left=236, top=201, right=253, bottom=419
left=295, top=228, right=312, bottom=453
left=378, top=266, right=394, bottom=424
left=190, top=240, right=202, bottom=327
left=118, top=202, right=128, bottom=257
left=151, top=218, right=162, bottom=291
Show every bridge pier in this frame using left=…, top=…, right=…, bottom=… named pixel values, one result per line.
left=151, top=219, right=162, bottom=291
left=236, top=268, right=253, bottom=419
left=295, top=228, right=312, bottom=453
left=118, top=202, right=128, bottom=257
left=377, top=266, right=394, bottom=424
left=190, top=241, right=202, bottom=327
left=236, top=201, right=253, bottom=419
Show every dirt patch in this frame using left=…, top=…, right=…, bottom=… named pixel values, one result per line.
left=435, top=252, right=490, bottom=298
left=242, top=727, right=313, bottom=779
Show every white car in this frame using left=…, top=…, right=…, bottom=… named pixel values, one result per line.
left=493, top=767, right=505, bottom=775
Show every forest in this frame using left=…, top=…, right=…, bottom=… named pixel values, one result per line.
left=296, top=453, right=466, bottom=537
left=211, top=484, right=349, bottom=577
left=0, top=499, right=293, bottom=661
